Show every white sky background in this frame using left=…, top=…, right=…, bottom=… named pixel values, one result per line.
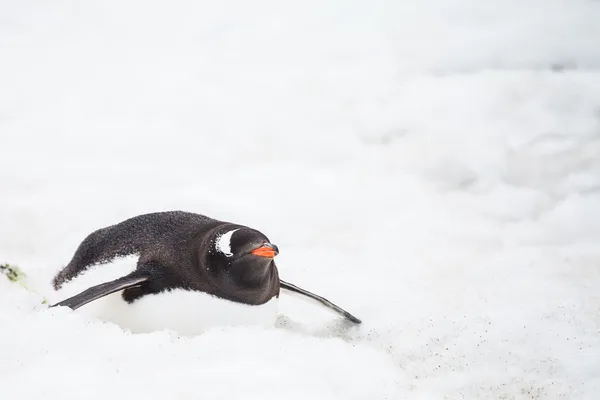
left=1, top=0, right=600, bottom=398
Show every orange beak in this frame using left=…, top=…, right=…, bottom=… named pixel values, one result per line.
left=251, top=244, right=279, bottom=258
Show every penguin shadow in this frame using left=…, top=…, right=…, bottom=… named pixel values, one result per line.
left=274, top=313, right=363, bottom=343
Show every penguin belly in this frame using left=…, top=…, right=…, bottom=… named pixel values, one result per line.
left=80, top=289, right=279, bottom=335
left=51, top=258, right=279, bottom=335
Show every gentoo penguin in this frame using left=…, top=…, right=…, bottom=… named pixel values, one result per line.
left=50, top=211, right=361, bottom=334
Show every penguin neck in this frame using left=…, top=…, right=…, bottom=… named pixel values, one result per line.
left=237, top=261, right=280, bottom=304
left=189, top=226, right=226, bottom=287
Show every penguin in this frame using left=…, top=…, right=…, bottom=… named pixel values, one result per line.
left=50, top=211, right=361, bottom=334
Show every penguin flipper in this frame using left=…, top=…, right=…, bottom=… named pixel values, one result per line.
left=51, top=273, right=150, bottom=310
left=279, top=279, right=362, bottom=324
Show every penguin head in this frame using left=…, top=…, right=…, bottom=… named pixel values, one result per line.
left=208, top=226, right=279, bottom=290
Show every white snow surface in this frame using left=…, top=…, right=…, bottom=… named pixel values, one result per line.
left=2, top=0, right=600, bottom=398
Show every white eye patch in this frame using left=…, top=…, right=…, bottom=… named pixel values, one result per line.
left=215, top=228, right=240, bottom=257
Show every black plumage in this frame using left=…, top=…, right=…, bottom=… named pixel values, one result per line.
left=51, top=211, right=361, bottom=324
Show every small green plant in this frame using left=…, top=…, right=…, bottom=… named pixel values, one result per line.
left=1, top=263, right=48, bottom=305
left=1, top=263, right=26, bottom=283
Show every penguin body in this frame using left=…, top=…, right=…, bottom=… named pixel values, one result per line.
left=51, top=211, right=362, bottom=333
left=53, top=255, right=279, bottom=335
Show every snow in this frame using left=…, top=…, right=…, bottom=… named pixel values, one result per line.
left=1, top=0, right=600, bottom=398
